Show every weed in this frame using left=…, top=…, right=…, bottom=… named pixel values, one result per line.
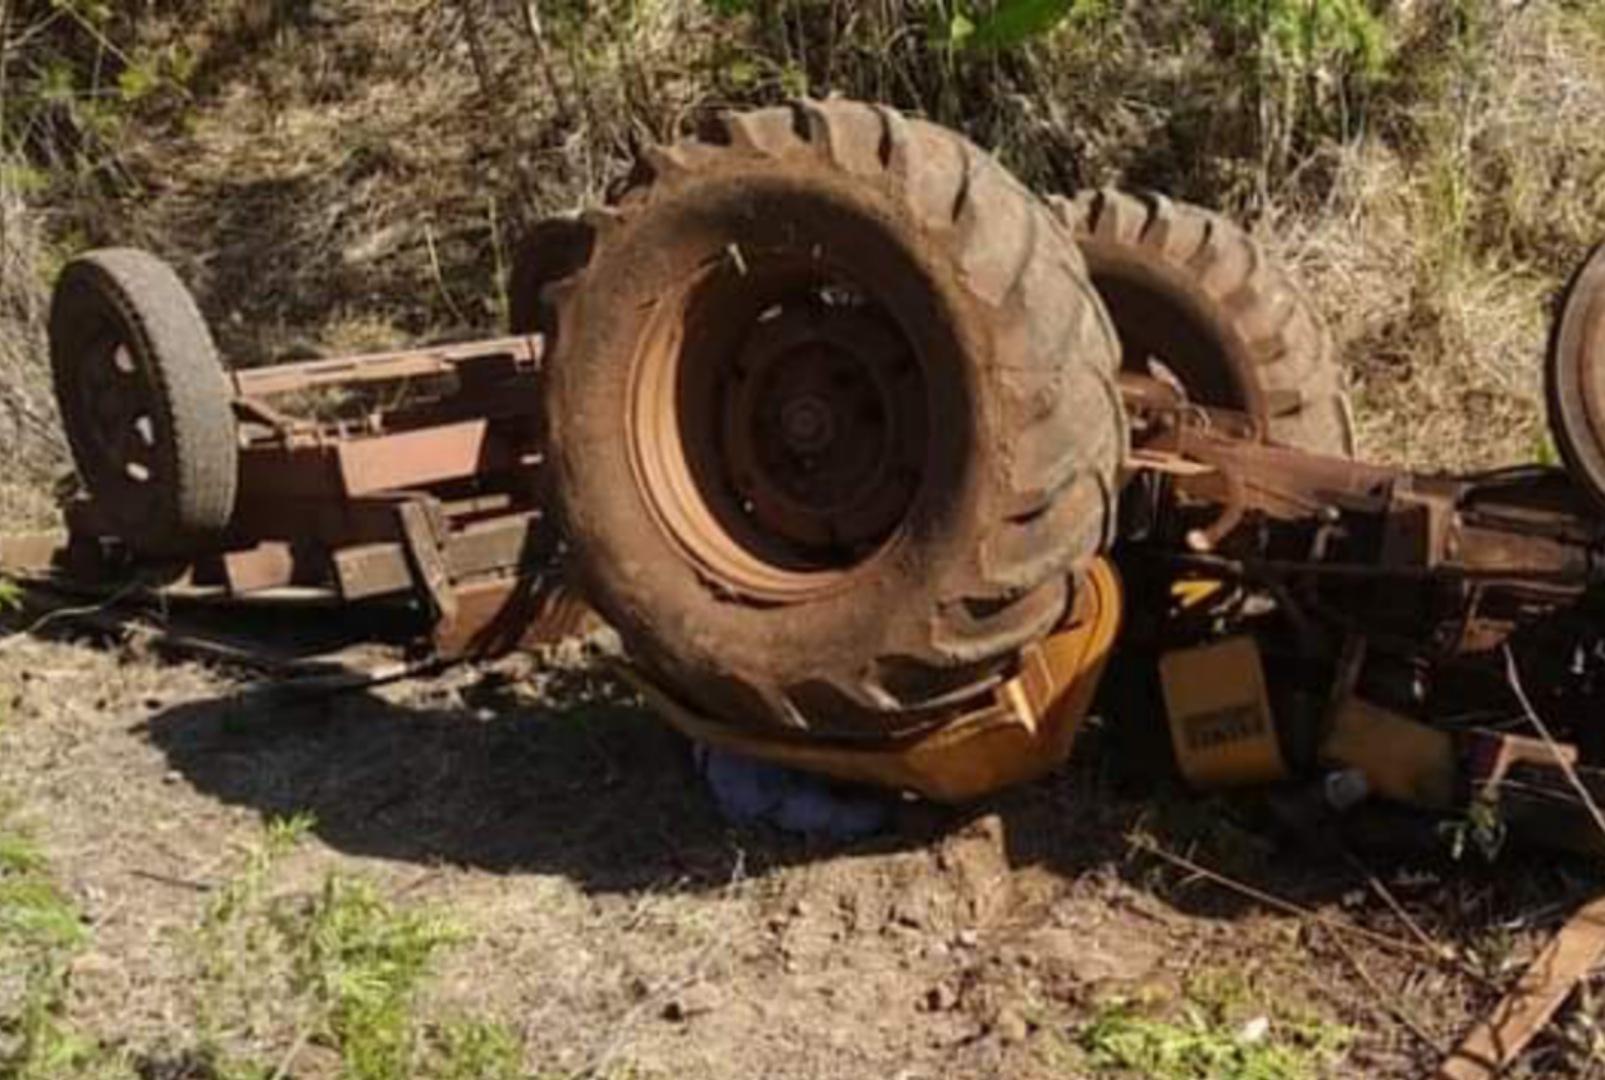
left=274, top=875, right=462, bottom=1080
left=944, top=0, right=1110, bottom=51
left=200, top=812, right=315, bottom=933
left=1439, top=790, right=1507, bottom=863
left=190, top=813, right=314, bottom=1074
left=1073, top=969, right=1349, bottom=1079
left=188, top=811, right=530, bottom=1079
left=0, top=845, right=83, bottom=955
left=428, top=1017, right=525, bottom=1080
left=1077, top=983, right=1350, bottom=1079
left=0, top=812, right=126, bottom=1079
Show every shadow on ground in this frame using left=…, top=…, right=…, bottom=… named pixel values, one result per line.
left=135, top=656, right=1584, bottom=929
left=139, top=663, right=1181, bottom=895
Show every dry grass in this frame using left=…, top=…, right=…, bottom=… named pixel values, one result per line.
left=1272, top=2, right=1605, bottom=469
left=0, top=167, right=65, bottom=528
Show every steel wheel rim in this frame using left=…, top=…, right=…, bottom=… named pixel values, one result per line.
left=1551, top=242, right=1605, bottom=505
left=71, top=327, right=170, bottom=524
left=626, top=257, right=930, bottom=602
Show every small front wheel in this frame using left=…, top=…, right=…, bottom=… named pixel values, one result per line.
left=49, top=249, right=238, bottom=554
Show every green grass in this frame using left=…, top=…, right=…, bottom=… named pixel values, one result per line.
left=1, top=806, right=536, bottom=1079
left=274, top=874, right=463, bottom=1080
left=0, top=811, right=125, bottom=1079
left=427, top=1018, right=526, bottom=1080
left=1075, top=974, right=1350, bottom=1079
left=193, top=813, right=529, bottom=1080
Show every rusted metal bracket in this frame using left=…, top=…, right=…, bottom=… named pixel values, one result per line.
left=396, top=497, right=457, bottom=628
left=231, top=335, right=541, bottom=398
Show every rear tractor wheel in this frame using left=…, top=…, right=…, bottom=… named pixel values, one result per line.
left=533, top=100, right=1125, bottom=738
left=1056, top=189, right=1353, bottom=457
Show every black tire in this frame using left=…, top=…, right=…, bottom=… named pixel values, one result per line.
left=508, top=216, right=596, bottom=335
left=49, top=248, right=237, bottom=554
left=536, top=100, right=1123, bottom=738
left=1056, top=189, right=1354, bottom=456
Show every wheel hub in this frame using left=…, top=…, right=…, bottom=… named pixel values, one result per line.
left=626, top=263, right=932, bottom=601
left=722, top=305, right=925, bottom=556
left=76, top=338, right=165, bottom=497
left=779, top=394, right=837, bottom=454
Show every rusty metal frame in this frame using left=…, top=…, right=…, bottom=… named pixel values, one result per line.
left=46, top=334, right=558, bottom=657
left=39, top=334, right=1605, bottom=676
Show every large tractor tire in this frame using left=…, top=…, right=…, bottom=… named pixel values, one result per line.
left=535, top=100, right=1124, bottom=738
left=50, top=248, right=238, bottom=555
left=1056, top=189, right=1353, bottom=456
left=508, top=216, right=595, bottom=336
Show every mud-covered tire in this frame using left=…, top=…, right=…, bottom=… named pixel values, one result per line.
left=536, top=100, right=1123, bottom=738
left=508, top=216, right=596, bottom=336
left=1055, top=189, right=1353, bottom=456
left=49, top=248, right=237, bottom=554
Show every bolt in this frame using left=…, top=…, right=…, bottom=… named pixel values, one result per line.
left=780, top=395, right=836, bottom=453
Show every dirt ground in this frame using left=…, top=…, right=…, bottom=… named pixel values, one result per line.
left=4, top=620, right=1603, bottom=1078
left=6, top=4, right=1605, bottom=1076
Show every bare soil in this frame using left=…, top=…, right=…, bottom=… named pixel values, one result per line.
left=3, top=625, right=1598, bottom=1078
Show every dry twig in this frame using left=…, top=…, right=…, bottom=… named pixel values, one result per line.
left=1131, top=832, right=1451, bottom=964
left=1502, top=643, right=1605, bottom=842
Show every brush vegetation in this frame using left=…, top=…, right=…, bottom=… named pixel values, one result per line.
left=2, top=1, right=1603, bottom=475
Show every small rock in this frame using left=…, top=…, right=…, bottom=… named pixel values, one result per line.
left=69, top=951, right=116, bottom=978
left=661, top=988, right=717, bottom=1023
left=994, top=1007, right=1030, bottom=1044
left=956, top=929, right=979, bottom=948
left=923, top=984, right=957, bottom=1012
left=341, top=221, right=411, bottom=266
left=1238, top=1016, right=1270, bottom=1044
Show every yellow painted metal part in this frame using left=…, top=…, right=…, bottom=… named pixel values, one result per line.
left=1171, top=578, right=1225, bottom=610
left=1321, top=696, right=1455, bottom=810
left=1160, top=635, right=1288, bottom=788
left=622, top=559, right=1123, bottom=803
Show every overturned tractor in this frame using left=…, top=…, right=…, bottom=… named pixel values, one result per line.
left=12, top=100, right=1605, bottom=848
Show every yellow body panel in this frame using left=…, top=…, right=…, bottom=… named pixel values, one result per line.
left=1321, top=696, right=1455, bottom=809
left=622, top=560, right=1123, bottom=803
left=1160, top=635, right=1287, bottom=788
